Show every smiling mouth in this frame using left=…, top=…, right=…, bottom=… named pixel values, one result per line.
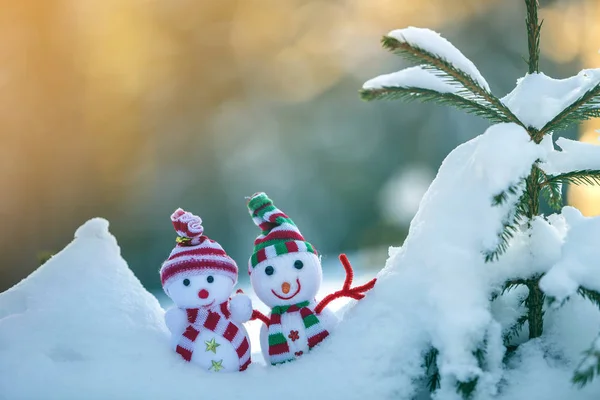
left=200, top=300, right=215, bottom=309
left=272, top=279, right=302, bottom=300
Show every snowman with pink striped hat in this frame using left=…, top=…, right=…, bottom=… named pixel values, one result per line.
left=161, top=208, right=253, bottom=372
left=246, top=193, right=377, bottom=365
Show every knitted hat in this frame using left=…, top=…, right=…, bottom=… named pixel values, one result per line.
left=246, top=192, right=317, bottom=273
left=160, top=208, right=238, bottom=288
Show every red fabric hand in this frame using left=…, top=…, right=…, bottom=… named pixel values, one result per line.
left=315, top=254, right=377, bottom=314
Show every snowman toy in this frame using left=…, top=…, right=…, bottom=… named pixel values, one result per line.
left=160, top=208, right=253, bottom=372
left=246, top=193, right=377, bottom=365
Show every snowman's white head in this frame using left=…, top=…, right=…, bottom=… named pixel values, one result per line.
left=246, top=192, right=323, bottom=308
left=165, top=273, right=235, bottom=309
left=250, top=252, right=322, bottom=308
left=160, top=208, right=239, bottom=309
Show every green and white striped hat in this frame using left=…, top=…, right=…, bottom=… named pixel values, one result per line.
left=246, top=192, right=317, bottom=273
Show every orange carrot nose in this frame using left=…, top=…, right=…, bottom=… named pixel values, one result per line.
left=281, top=282, right=291, bottom=294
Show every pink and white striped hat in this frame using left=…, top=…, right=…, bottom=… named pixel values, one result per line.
left=160, top=208, right=238, bottom=288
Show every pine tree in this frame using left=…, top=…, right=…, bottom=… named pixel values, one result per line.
left=361, top=0, right=600, bottom=395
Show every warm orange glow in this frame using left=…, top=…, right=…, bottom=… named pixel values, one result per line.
left=540, top=4, right=582, bottom=64
left=564, top=0, right=600, bottom=217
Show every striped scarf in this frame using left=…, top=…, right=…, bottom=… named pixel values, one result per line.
left=268, top=301, right=329, bottom=365
left=176, top=302, right=251, bottom=371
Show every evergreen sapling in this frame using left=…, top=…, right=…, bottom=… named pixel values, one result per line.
left=362, top=0, right=600, bottom=396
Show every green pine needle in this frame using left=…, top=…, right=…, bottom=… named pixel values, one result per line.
left=456, top=379, right=478, bottom=399
left=359, top=86, right=510, bottom=123
left=424, top=348, right=441, bottom=392
left=578, top=287, right=600, bottom=311
left=502, top=279, right=528, bottom=295
left=540, top=82, right=600, bottom=134
left=492, top=183, right=522, bottom=206
left=540, top=180, right=563, bottom=211
left=525, top=0, right=542, bottom=74
left=503, top=314, right=528, bottom=346
left=573, top=333, right=600, bottom=388
left=378, top=36, right=522, bottom=126
left=484, top=189, right=529, bottom=263
left=544, top=170, right=600, bottom=187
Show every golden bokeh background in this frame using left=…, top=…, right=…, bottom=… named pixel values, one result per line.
left=1, top=0, right=598, bottom=292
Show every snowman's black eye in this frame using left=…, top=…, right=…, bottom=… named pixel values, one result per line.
left=207, top=275, right=214, bottom=283
left=265, top=266, right=274, bottom=276
left=183, top=278, right=190, bottom=287
left=294, top=260, right=304, bottom=270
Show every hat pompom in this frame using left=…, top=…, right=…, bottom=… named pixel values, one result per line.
left=170, top=208, right=204, bottom=245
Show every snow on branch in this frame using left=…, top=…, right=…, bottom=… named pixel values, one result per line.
left=361, top=27, right=522, bottom=126
left=542, top=135, right=600, bottom=176
left=540, top=207, right=600, bottom=304
left=361, top=67, right=509, bottom=123
left=386, top=27, right=490, bottom=92
left=501, top=70, right=600, bottom=131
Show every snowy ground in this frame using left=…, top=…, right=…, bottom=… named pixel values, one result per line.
left=4, top=26, right=600, bottom=399
left=3, top=123, right=600, bottom=400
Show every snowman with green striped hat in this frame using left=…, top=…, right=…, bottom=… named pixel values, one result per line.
left=246, top=192, right=377, bottom=365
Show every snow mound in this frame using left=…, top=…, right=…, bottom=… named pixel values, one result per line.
left=387, top=27, right=490, bottom=91
left=542, top=135, right=600, bottom=175
left=0, top=218, right=169, bottom=400
left=74, top=217, right=113, bottom=240
left=0, top=218, right=412, bottom=400
left=540, top=207, right=600, bottom=302
left=372, top=123, right=543, bottom=397
left=362, top=65, right=456, bottom=93
left=501, top=70, right=600, bottom=130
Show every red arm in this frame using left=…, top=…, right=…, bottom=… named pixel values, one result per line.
left=251, top=310, right=270, bottom=326
left=315, top=254, right=377, bottom=314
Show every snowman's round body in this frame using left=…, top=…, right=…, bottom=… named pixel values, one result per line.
left=251, top=252, right=339, bottom=364
left=164, top=272, right=252, bottom=372
left=258, top=301, right=337, bottom=364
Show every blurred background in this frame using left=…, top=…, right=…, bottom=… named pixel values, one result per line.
left=1, top=0, right=600, bottom=296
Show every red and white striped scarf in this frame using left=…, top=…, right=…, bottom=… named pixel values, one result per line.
left=268, top=301, right=329, bottom=365
left=175, top=302, right=251, bottom=371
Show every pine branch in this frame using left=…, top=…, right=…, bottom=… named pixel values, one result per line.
left=539, top=169, right=563, bottom=211
left=578, top=287, right=600, bottom=311
left=455, top=347, right=484, bottom=399
left=484, top=188, right=529, bottom=263
left=540, top=83, right=600, bottom=134
left=456, top=378, right=478, bottom=399
left=492, top=183, right=522, bottom=206
left=503, top=314, right=528, bottom=346
left=573, top=334, right=600, bottom=388
left=359, top=86, right=510, bottom=123
left=379, top=36, right=523, bottom=125
left=502, top=279, right=528, bottom=295
left=544, top=170, right=600, bottom=187
left=424, top=348, right=441, bottom=392
left=525, top=0, right=542, bottom=74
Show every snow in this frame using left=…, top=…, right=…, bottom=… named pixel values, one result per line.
left=501, top=70, right=600, bottom=130
left=0, top=218, right=393, bottom=400
left=2, top=121, right=600, bottom=398
left=540, top=207, right=600, bottom=302
left=362, top=65, right=457, bottom=93
left=542, top=135, right=600, bottom=175
left=498, top=296, right=600, bottom=400
left=386, top=27, right=490, bottom=91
